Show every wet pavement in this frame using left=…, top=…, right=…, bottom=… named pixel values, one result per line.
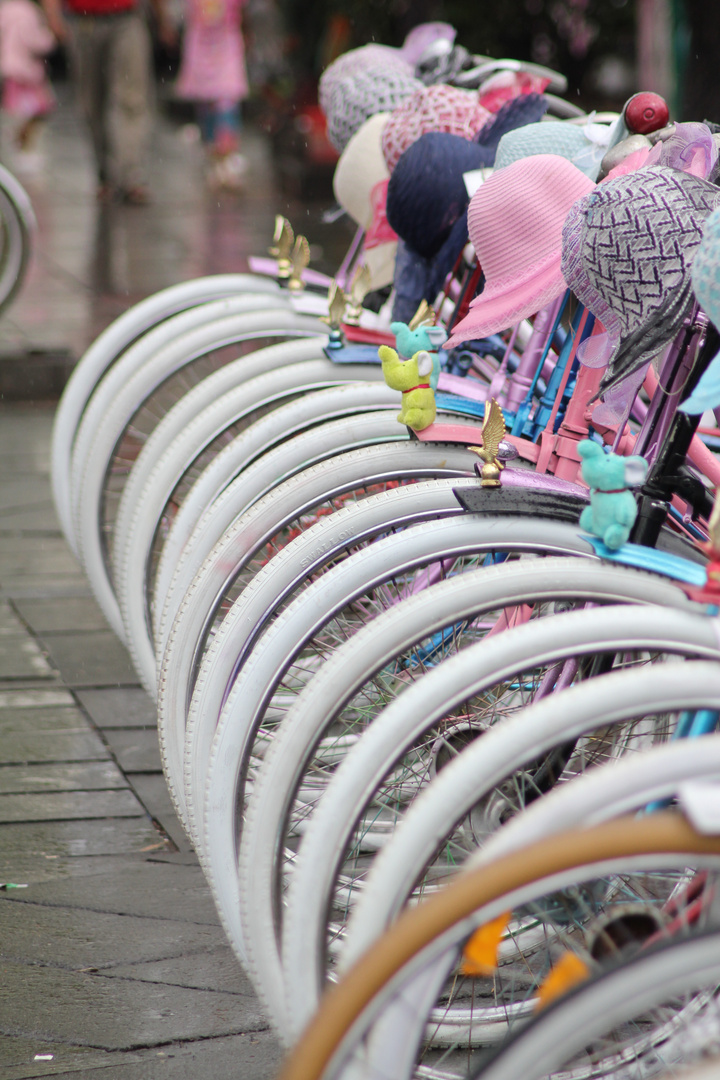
left=0, top=81, right=345, bottom=1078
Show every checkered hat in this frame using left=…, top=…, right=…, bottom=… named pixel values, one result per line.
left=320, top=47, right=421, bottom=153
left=319, top=45, right=411, bottom=117
left=381, top=84, right=491, bottom=173
left=562, top=165, right=720, bottom=395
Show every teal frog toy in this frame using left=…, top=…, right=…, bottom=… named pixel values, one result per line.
left=379, top=304, right=447, bottom=432
left=578, top=439, right=648, bottom=549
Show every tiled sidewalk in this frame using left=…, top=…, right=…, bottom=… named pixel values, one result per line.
left=0, top=71, right=347, bottom=1077
left=0, top=405, right=283, bottom=1078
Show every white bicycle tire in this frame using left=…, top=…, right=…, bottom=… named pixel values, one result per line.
left=236, top=559, right=692, bottom=1023
left=183, top=478, right=488, bottom=847
left=157, top=436, right=484, bottom=827
left=52, top=275, right=282, bottom=545
left=153, top=408, right=486, bottom=665
left=117, top=375, right=395, bottom=691
left=286, top=824, right=720, bottom=1080
left=474, top=923, right=720, bottom=1080
left=186, top=493, right=591, bottom=851
left=112, top=338, right=329, bottom=603
left=0, top=163, right=35, bottom=316
left=331, top=739, right=720, bottom=1080
left=338, top=641, right=720, bottom=972
left=283, top=610, right=720, bottom=1039
left=68, top=293, right=299, bottom=547
left=474, top=734, right=720, bottom=870
left=232, top=571, right=706, bottom=1035
left=74, top=307, right=325, bottom=637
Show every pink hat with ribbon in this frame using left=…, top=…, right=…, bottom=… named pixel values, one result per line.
left=445, top=154, right=595, bottom=346
left=381, top=84, right=491, bottom=174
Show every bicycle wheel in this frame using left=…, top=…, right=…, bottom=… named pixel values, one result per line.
left=116, top=377, right=395, bottom=690
left=234, top=575, right=706, bottom=1029
left=475, top=733, right=720, bottom=871
left=0, top=163, right=34, bottom=316
left=182, top=484, right=587, bottom=849
left=277, top=812, right=720, bottom=1080
left=156, top=437, right=485, bottom=827
left=281, top=616, right=720, bottom=1039
left=51, top=275, right=284, bottom=540
left=68, top=295, right=309, bottom=538
left=55, top=283, right=285, bottom=548
left=474, top=928, right=720, bottom=1080
left=73, top=308, right=326, bottom=637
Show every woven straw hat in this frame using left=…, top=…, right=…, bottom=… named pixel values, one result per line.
left=445, top=154, right=595, bottom=346
left=561, top=164, right=720, bottom=395
left=382, top=84, right=491, bottom=173
left=333, top=113, right=397, bottom=290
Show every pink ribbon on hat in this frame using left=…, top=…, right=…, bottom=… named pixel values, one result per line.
left=365, top=179, right=398, bottom=249
left=477, top=71, right=551, bottom=113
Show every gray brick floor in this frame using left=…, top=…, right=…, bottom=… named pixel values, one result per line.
left=0, top=405, right=285, bottom=1078
left=0, top=72, right=351, bottom=1077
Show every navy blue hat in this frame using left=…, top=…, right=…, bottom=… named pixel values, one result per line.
left=387, top=132, right=493, bottom=259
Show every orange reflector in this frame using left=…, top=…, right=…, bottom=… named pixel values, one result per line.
left=535, top=951, right=590, bottom=1011
left=460, top=912, right=511, bottom=976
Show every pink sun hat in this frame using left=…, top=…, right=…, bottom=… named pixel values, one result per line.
left=381, top=84, right=491, bottom=174
left=445, top=154, right=596, bottom=347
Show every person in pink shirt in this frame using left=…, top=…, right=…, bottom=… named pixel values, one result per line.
left=0, top=0, right=56, bottom=156
left=176, top=0, right=249, bottom=190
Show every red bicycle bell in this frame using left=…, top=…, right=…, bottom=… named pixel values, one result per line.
left=624, top=92, right=670, bottom=135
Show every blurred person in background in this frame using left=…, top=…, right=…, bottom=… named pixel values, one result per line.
left=0, top=0, right=56, bottom=169
left=175, top=0, right=249, bottom=191
left=40, top=0, right=174, bottom=203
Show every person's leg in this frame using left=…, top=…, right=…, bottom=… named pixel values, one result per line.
left=213, top=99, right=241, bottom=158
left=66, top=17, right=112, bottom=192
left=107, top=11, right=153, bottom=201
left=210, top=99, right=246, bottom=190
left=195, top=102, right=217, bottom=149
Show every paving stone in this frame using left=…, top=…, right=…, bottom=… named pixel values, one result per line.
left=0, top=818, right=164, bottom=866
left=0, top=898, right=227, bottom=969
left=0, top=601, right=28, bottom=634
left=0, top=1031, right=282, bottom=1080
left=102, top=729, right=162, bottom=772
left=0, top=689, right=75, bottom=709
left=13, top=598, right=111, bottom=634
left=0, top=1035, right=143, bottom=1079
left=0, top=960, right=268, bottom=1050
left=3, top=859, right=221, bottom=924
left=0, top=729, right=109, bottom=765
left=106, top=946, right=253, bottom=995
left=0, top=476, right=57, bottom=513
left=0, top=706, right=92, bottom=734
left=0, top=536, right=83, bottom=582
left=0, top=507, right=63, bottom=532
left=0, top=761, right=127, bottom=793
left=0, top=635, right=56, bottom=679
left=39, top=633, right=138, bottom=688
left=0, top=788, right=144, bottom=823
left=75, top=688, right=156, bottom=729
left=125, top=773, right=194, bottom=855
